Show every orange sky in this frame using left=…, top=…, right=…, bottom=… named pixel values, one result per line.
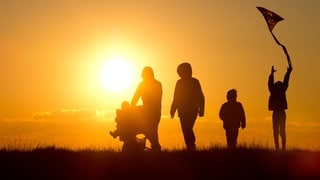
left=1, top=0, right=320, bottom=150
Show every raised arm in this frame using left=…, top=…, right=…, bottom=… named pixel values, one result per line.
left=131, top=84, right=141, bottom=107
left=283, top=65, right=293, bottom=85
left=268, top=66, right=276, bottom=92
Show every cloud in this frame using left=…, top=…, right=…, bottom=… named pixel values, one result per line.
left=32, top=109, right=114, bottom=122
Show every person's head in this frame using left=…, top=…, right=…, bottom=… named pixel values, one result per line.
left=227, top=89, right=237, bottom=102
left=177, top=62, right=192, bottom=79
left=121, top=101, right=130, bottom=110
left=275, top=81, right=283, bottom=89
left=141, top=66, right=154, bottom=81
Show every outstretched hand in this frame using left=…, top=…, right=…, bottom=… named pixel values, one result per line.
left=271, top=66, right=277, bottom=74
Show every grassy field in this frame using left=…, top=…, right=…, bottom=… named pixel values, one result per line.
left=0, top=146, right=319, bottom=180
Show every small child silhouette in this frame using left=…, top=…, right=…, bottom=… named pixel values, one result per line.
left=109, top=101, right=131, bottom=139
left=268, top=65, right=293, bottom=150
left=109, top=101, right=147, bottom=152
left=219, top=89, right=246, bottom=148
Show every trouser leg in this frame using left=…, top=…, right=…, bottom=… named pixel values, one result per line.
left=272, top=112, right=280, bottom=150
left=180, top=116, right=197, bottom=150
left=273, top=111, right=286, bottom=150
left=147, top=125, right=161, bottom=151
left=226, top=128, right=239, bottom=148
left=278, top=111, right=286, bottom=150
left=146, top=116, right=161, bottom=151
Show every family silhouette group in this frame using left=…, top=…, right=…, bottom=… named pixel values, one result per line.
left=110, top=62, right=293, bottom=152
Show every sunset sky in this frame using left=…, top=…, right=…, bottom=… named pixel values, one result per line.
left=1, top=0, right=320, bottom=150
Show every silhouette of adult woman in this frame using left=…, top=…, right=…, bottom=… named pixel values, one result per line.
left=170, top=62, right=205, bottom=151
left=131, top=66, right=162, bottom=151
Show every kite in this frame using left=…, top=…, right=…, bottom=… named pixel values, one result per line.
left=257, top=6, right=292, bottom=67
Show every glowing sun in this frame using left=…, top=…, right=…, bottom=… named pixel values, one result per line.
left=100, top=58, right=135, bottom=92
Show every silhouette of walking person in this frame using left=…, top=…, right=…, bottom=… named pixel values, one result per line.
left=268, top=65, right=293, bottom=150
left=131, top=66, right=162, bottom=151
left=219, top=89, right=246, bottom=148
left=170, top=62, right=205, bottom=151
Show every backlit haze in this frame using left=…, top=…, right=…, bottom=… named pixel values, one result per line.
left=1, top=0, right=320, bottom=150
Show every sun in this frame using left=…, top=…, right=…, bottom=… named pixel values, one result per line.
left=100, top=58, right=135, bottom=93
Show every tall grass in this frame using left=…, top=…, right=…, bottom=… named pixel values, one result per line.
left=1, top=142, right=319, bottom=179
left=1, top=141, right=318, bottom=153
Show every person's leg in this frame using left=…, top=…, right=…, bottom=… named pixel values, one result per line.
left=272, top=111, right=280, bottom=150
left=146, top=115, right=161, bottom=151
left=148, top=125, right=161, bottom=151
left=226, top=128, right=238, bottom=148
left=180, top=116, right=197, bottom=151
left=226, top=129, right=231, bottom=148
left=231, top=128, right=239, bottom=148
left=278, top=111, right=286, bottom=150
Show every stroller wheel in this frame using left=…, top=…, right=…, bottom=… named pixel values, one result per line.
left=121, top=135, right=146, bottom=152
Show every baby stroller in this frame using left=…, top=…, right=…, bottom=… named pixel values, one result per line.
left=109, top=102, right=148, bottom=152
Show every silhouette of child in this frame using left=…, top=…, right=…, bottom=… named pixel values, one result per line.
left=170, top=62, right=205, bottom=151
left=268, top=65, right=292, bottom=150
left=219, top=89, right=246, bottom=148
left=109, top=101, right=131, bottom=139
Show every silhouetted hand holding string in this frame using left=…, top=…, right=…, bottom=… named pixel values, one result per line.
left=271, top=66, right=277, bottom=74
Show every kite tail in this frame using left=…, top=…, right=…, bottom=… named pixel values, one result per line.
left=270, top=30, right=292, bottom=67
left=270, top=30, right=282, bottom=46
left=281, top=45, right=292, bottom=67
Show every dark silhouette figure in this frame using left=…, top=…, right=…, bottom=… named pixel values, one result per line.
left=219, top=89, right=246, bottom=148
left=268, top=65, right=292, bottom=150
left=110, top=101, right=147, bottom=152
left=131, top=66, right=162, bottom=151
left=170, top=62, right=205, bottom=151
left=109, top=101, right=131, bottom=139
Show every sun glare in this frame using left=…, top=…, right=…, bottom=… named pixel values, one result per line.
left=100, top=58, right=135, bottom=93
